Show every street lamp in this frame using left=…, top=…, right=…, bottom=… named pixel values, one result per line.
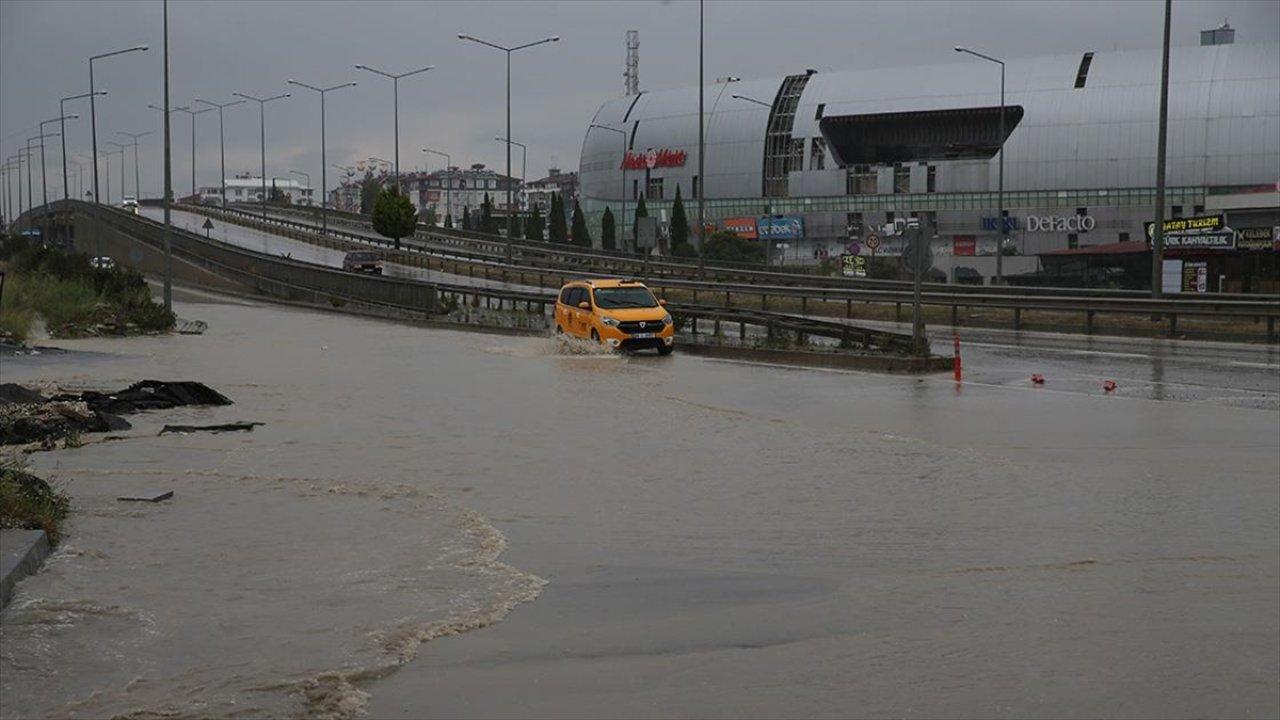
left=588, top=124, right=627, bottom=250
left=459, top=32, right=559, bottom=239
left=422, top=148, right=451, bottom=227
left=232, top=91, right=291, bottom=219
left=289, top=169, right=312, bottom=210
left=697, top=0, right=705, bottom=270
left=107, top=141, right=129, bottom=202
left=955, top=45, right=1006, bottom=285
left=39, top=116, right=75, bottom=210
left=100, top=147, right=123, bottom=205
left=88, top=45, right=148, bottom=213
left=354, top=63, right=432, bottom=195
left=173, top=105, right=213, bottom=200
left=286, top=79, right=355, bottom=235
left=494, top=136, right=526, bottom=229
left=730, top=94, right=770, bottom=109
left=26, top=135, right=58, bottom=212
left=332, top=164, right=355, bottom=213
left=118, top=131, right=154, bottom=200
left=60, top=91, right=105, bottom=201
left=194, top=98, right=245, bottom=208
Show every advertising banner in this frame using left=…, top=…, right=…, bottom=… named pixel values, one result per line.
left=1145, top=214, right=1225, bottom=240
left=722, top=216, right=758, bottom=239
left=1236, top=226, right=1277, bottom=251
left=953, top=235, right=976, bottom=256
left=1181, top=261, right=1208, bottom=293
left=758, top=215, right=804, bottom=240
left=1163, top=232, right=1235, bottom=250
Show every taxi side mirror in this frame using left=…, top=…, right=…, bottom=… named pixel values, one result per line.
left=658, top=298, right=668, bottom=306
left=578, top=301, right=590, bottom=310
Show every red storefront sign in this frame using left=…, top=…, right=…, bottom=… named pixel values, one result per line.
left=953, top=235, right=976, bottom=256
left=621, top=148, right=688, bottom=171
left=722, top=216, right=758, bottom=239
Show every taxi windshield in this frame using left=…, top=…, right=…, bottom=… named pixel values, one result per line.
left=593, top=286, right=658, bottom=309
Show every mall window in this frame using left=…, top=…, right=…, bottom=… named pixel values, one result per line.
left=893, top=164, right=910, bottom=194
left=1172, top=205, right=1183, bottom=218
left=1076, top=207, right=1087, bottom=218
left=647, top=176, right=664, bottom=200
left=846, top=212, right=863, bottom=238
left=692, top=176, right=699, bottom=200
left=926, top=165, right=937, bottom=193
left=632, top=179, right=639, bottom=199
left=1194, top=204, right=1204, bottom=214
left=815, top=103, right=825, bottom=121
left=1068, top=233, right=1079, bottom=249
left=886, top=211, right=896, bottom=225
left=847, top=164, right=876, bottom=195
left=810, top=137, right=826, bottom=171
left=1119, top=232, right=1130, bottom=242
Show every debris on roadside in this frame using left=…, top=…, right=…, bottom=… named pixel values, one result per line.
left=159, top=421, right=262, bottom=435
left=117, top=491, right=175, bottom=503
left=175, top=319, right=208, bottom=335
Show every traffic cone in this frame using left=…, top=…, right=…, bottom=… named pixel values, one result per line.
left=1103, top=380, right=1117, bottom=392
left=1030, top=374, right=1045, bottom=384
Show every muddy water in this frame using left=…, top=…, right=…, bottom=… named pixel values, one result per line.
left=2, top=288, right=1278, bottom=719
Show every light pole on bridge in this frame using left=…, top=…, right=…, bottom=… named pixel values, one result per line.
left=60, top=90, right=104, bottom=201
left=286, top=78, right=355, bottom=236
left=422, top=148, right=451, bottom=227
left=354, top=63, right=432, bottom=197
left=231, top=91, right=291, bottom=221
left=117, top=130, right=154, bottom=201
left=194, top=98, right=245, bottom=209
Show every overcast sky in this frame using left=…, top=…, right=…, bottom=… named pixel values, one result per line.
left=2, top=0, right=1276, bottom=200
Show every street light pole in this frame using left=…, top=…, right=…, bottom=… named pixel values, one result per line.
left=354, top=63, right=433, bottom=196
left=289, top=169, right=312, bottom=216
left=118, top=131, right=154, bottom=200
left=60, top=91, right=105, bottom=201
left=697, top=0, right=705, bottom=270
left=1151, top=0, right=1172, bottom=299
left=588, top=125, right=627, bottom=250
left=459, top=32, right=559, bottom=240
left=107, top=142, right=128, bottom=203
left=232, top=91, right=291, bottom=221
left=195, top=99, right=244, bottom=209
left=37, top=120, right=70, bottom=210
left=26, top=136, right=58, bottom=211
left=286, top=79, right=355, bottom=236
left=955, top=46, right=1006, bottom=285
left=173, top=106, right=212, bottom=200
left=89, top=44, right=148, bottom=258
left=422, top=148, right=452, bottom=227
left=494, top=136, right=526, bottom=235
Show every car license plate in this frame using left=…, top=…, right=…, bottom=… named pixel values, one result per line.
left=633, top=332, right=655, bottom=339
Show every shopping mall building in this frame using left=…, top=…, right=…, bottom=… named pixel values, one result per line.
left=578, top=30, right=1278, bottom=288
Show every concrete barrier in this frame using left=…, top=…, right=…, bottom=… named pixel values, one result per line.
left=1, top=529, right=50, bottom=609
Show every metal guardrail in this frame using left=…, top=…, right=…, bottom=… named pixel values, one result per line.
left=30, top=200, right=920, bottom=355
left=189, top=203, right=1280, bottom=341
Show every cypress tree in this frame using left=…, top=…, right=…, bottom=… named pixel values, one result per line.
left=462, top=205, right=471, bottom=231
left=633, top=193, right=649, bottom=242
left=549, top=193, right=568, bottom=244
left=527, top=205, right=544, bottom=242
left=571, top=198, right=592, bottom=248
left=480, top=192, right=495, bottom=234
left=600, top=206, right=616, bottom=250
left=669, top=185, right=692, bottom=254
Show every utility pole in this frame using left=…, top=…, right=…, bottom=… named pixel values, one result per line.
left=696, top=0, right=705, bottom=272
left=194, top=99, right=243, bottom=208
left=118, top=131, right=153, bottom=199
left=162, top=0, right=173, bottom=311
left=1151, top=0, right=1172, bottom=298
left=286, top=79, right=355, bottom=235
left=232, top=91, right=291, bottom=221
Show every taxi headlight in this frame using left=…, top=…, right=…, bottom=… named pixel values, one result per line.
left=601, top=316, right=620, bottom=327
left=662, top=314, right=673, bottom=325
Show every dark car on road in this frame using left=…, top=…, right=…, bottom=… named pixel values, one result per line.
left=342, top=250, right=383, bottom=275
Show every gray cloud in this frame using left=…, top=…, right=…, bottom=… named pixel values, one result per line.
left=3, top=0, right=1276, bottom=199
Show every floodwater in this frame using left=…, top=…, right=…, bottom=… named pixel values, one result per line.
left=2, top=287, right=1278, bottom=719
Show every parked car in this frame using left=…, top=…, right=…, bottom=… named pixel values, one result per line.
left=554, top=278, right=674, bottom=355
left=342, top=250, right=383, bottom=275
left=121, top=196, right=139, bottom=214
left=91, top=256, right=116, bottom=270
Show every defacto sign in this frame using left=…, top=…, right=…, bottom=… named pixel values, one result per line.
left=1025, top=214, right=1095, bottom=232
left=621, top=148, right=687, bottom=171
left=722, top=216, right=758, bottom=239
left=758, top=215, right=804, bottom=240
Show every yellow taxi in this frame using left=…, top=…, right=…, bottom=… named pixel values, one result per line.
left=554, top=279, right=674, bottom=354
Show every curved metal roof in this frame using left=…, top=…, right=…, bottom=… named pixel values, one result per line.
left=580, top=42, right=1279, bottom=201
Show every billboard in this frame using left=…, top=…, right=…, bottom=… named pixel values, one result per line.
left=758, top=215, right=804, bottom=240
left=722, top=216, right=758, bottom=239
left=953, top=235, right=976, bottom=256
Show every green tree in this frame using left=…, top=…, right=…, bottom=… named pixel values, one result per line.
left=359, top=170, right=381, bottom=215
left=571, top=198, right=592, bottom=248
left=548, top=193, right=568, bottom=244
left=633, top=193, right=648, bottom=239
left=372, top=186, right=418, bottom=250
left=668, top=185, right=697, bottom=256
left=421, top=207, right=438, bottom=227
left=480, top=192, right=495, bottom=234
left=700, top=229, right=764, bottom=263
left=526, top=205, right=544, bottom=242
left=600, top=206, right=616, bottom=250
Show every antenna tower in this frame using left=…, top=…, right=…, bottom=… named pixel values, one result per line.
left=625, top=30, right=640, bottom=96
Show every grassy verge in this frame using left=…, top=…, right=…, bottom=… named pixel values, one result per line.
left=0, top=455, right=70, bottom=544
left=0, top=233, right=174, bottom=343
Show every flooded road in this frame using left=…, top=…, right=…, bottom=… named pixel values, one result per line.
left=2, top=288, right=1277, bottom=718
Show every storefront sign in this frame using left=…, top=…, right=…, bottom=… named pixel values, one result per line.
left=722, top=216, right=758, bottom=239
left=1236, top=226, right=1277, bottom=251
left=1181, top=261, right=1208, bottom=293
left=1163, top=232, right=1235, bottom=250
left=980, top=216, right=1018, bottom=232
left=841, top=254, right=868, bottom=278
left=1145, top=213, right=1225, bottom=240
left=758, top=215, right=804, bottom=240
left=953, top=235, right=976, bottom=256
left=1025, top=214, right=1095, bottom=232
left=621, top=148, right=687, bottom=171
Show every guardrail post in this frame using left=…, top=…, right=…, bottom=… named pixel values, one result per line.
left=1268, top=316, right=1276, bottom=343
left=739, top=321, right=746, bottom=341
left=801, top=296, right=808, bottom=314
left=762, top=293, right=769, bottom=311
left=895, top=302, right=902, bottom=322
left=1013, top=307, right=1022, bottom=331
left=1086, top=310, right=1095, bottom=334
left=1168, top=313, right=1178, bottom=337
left=846, top=298, right=853, bottom=319
left=951, top=305, right=958, bottom=326
left=691, top=316, right=698, bottom=335
left=725, top=291, right=731, bottom=307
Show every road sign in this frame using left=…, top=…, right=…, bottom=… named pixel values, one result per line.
left=866, top=233, right=881, bottom=251
left=202, top=218, right=214, bottom=230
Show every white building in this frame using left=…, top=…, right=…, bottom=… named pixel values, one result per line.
left=199, top=175, right=314, bottom=205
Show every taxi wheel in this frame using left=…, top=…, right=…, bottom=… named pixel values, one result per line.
left=658, top=345, right=674, bottom=356
left=555, top=325, right=563, bottom=334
